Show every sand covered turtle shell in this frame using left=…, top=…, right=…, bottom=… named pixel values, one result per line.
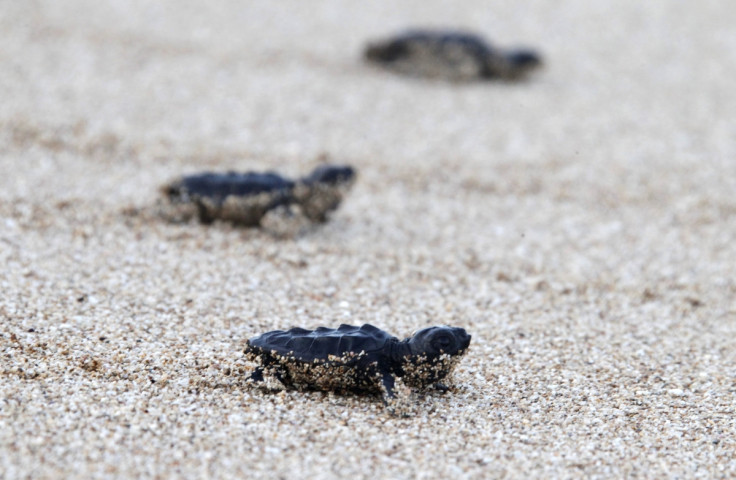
left=364, top=29, right=542, bottom=81
left=248, top=324, right=397, bottom=360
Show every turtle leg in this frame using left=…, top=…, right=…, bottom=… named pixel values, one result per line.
left=379, top=372, right=396, bottom=400
left=247, top=364, right=288, bottom=391
left=194, top=199, right=216, bottom=224
left=269, top=366, right=288, bottom=386
left=433, top=383, right=450, bottom=393
left=379, top=373, right=412, bottom=417
left=248, top=366, right=265, bottom=383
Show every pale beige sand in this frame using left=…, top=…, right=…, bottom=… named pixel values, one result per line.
left=2, top=1, right=736, bottom=478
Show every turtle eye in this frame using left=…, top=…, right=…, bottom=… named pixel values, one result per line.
left=432, top=334, right=453, bottom=351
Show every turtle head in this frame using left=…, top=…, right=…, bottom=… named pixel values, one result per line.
left=364, top=40, right=408, bottom=63
left=500, top=48, right=543, bottom=78
left=398, top=326, right=471, bottom=388
left=408, top=326, right=471, bottom=358
left=162, top=180, right=186, bottom=201
left=302, top=164, right=356, bottom=188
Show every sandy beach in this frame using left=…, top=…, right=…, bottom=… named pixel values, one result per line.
left=2, top=1, right=735, bottom=478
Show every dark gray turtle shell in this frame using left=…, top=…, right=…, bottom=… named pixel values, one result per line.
left=248, top=323, right=397, bottom=361
left=367, top=30, right=494, bottom=64
left=165, top=171, right=294, bottom=205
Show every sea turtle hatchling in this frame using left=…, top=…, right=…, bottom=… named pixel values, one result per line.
left=245, top=323, right=471, bottom=412
left=364, top=29, right=542, bottom=81
left=161, top=164, right=356, bottom=226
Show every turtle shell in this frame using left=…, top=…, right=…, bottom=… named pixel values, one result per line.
left=365, top=30, right=542, bottom=81
left=167, top=171, right=295, bottom=204
left=364, top=30, right=493, bottom=73
left=248, top=323, right=397, bottom=361
left=393, top=30, right=495, bottom=58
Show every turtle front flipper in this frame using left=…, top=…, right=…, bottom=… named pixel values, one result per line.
left=379, top=371, right=396, bottom=400
left=379, top=372, right=413, bottom=417
left=194, top=198, right=217, bottom=224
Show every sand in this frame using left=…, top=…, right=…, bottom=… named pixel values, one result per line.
left=2, top=1, right=735, bottom=478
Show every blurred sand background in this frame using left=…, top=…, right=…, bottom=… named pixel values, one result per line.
left=2, top=0, right=735, bottom=478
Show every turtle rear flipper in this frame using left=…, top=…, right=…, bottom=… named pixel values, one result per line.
left=247, top=363, right=288, bottom=391
left=247, top=366, right=265, bottom=383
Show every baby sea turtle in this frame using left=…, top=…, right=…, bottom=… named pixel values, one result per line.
left=364, top=29, right=542, bottom=81
left=245, top=323, right=471, bottom=412
left=162, top=164, right=355, bottom=226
